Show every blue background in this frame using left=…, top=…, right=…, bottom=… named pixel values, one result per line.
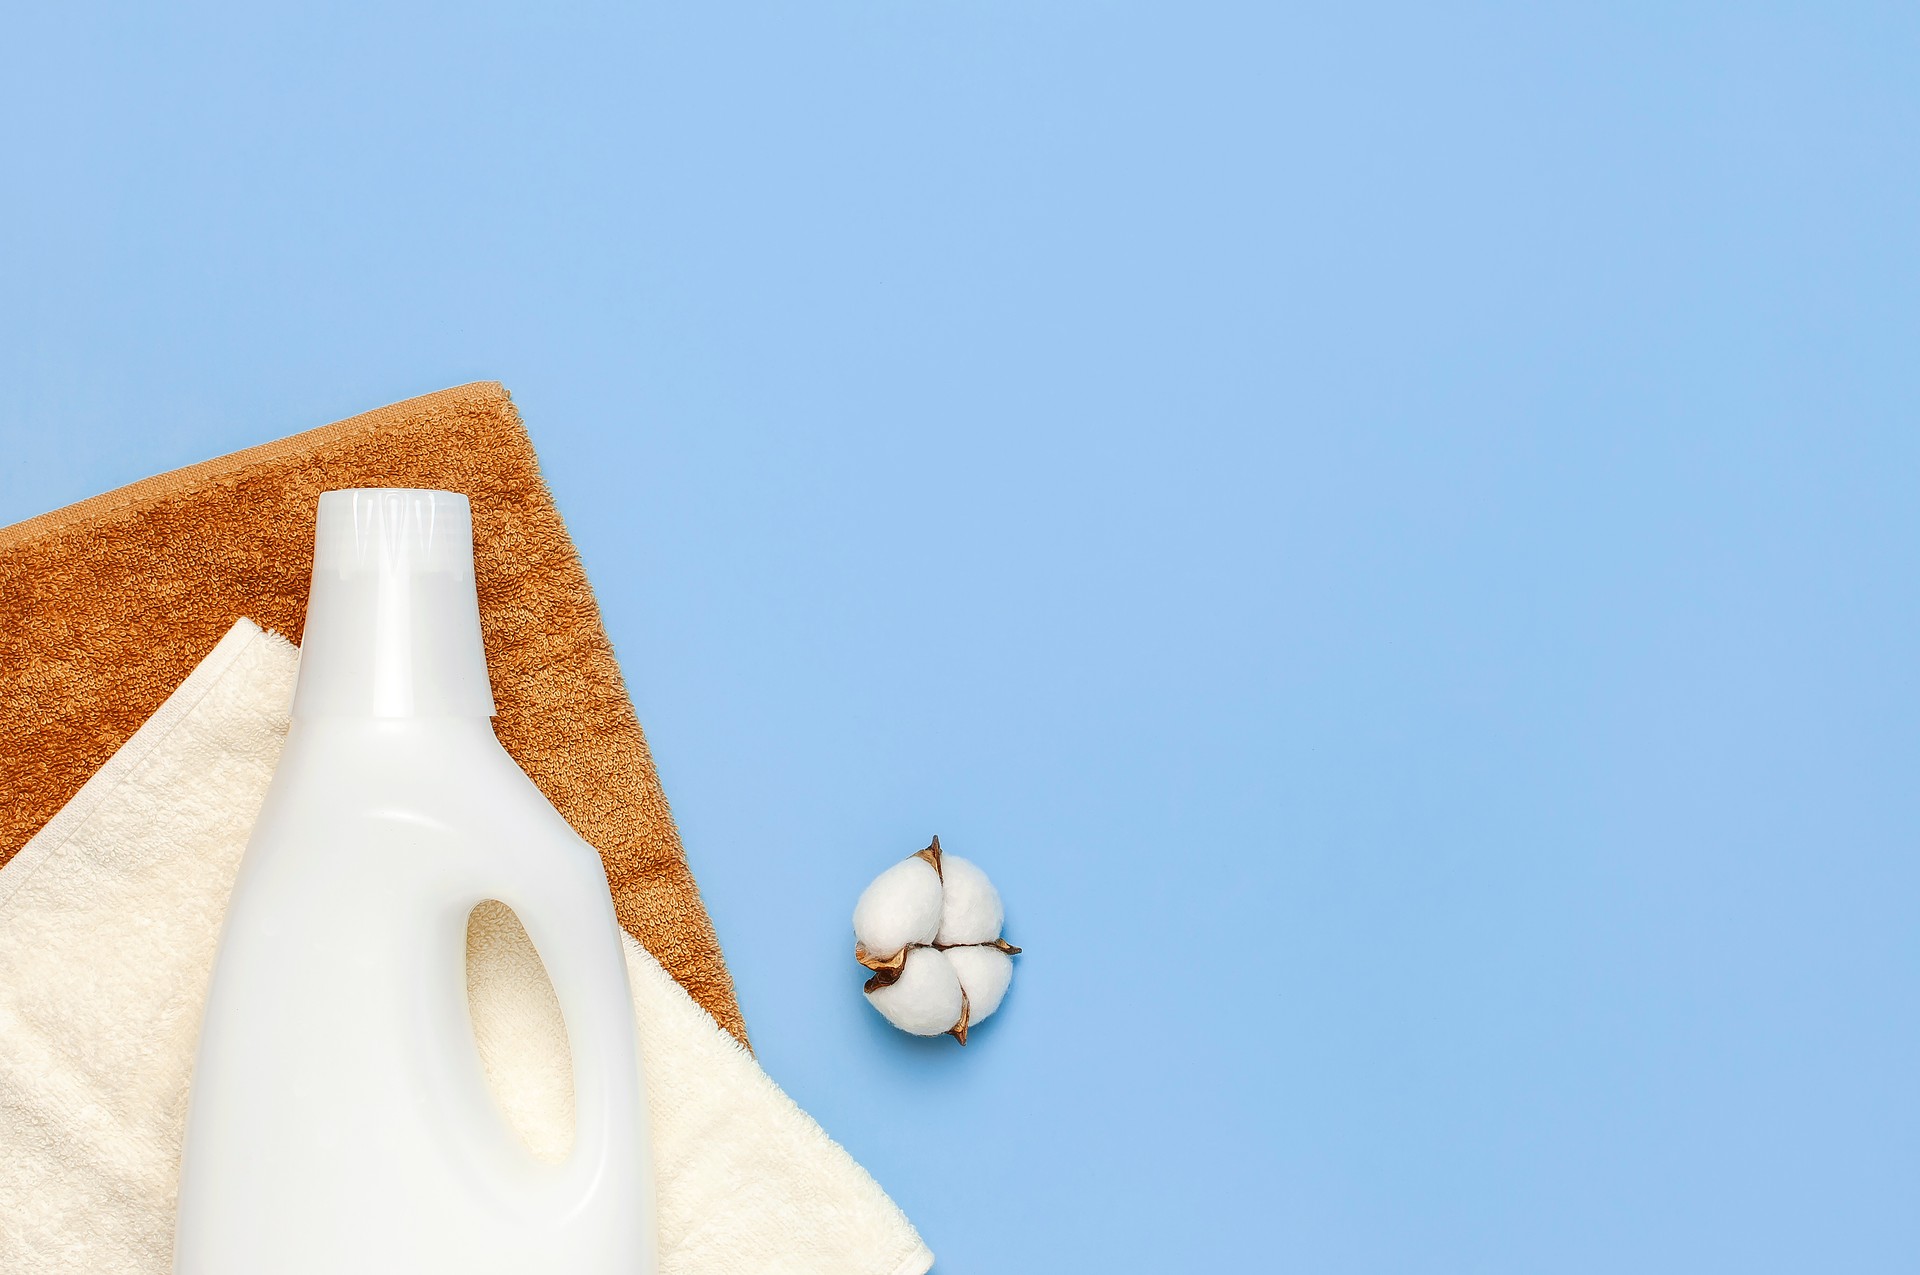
left=3, top=4, right=1916, bottom=1270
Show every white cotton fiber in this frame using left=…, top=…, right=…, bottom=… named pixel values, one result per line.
left=932, top=854, right=1004, bottom=947
left=852, top=856, right=943, bottom=959
left=941, top=944, right=1013, bottom=1026
left=865, top=948, right=965, bottom=1036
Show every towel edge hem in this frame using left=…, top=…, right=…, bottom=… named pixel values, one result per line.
left=0, top=617, right=265, bottom=913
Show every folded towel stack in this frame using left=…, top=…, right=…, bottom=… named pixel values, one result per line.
left=0, top=382, right=742, bottom=1043
left=0, top=388, right=934, bottom=1274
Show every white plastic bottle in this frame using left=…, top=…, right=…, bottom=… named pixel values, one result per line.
left=174, top=489, right=654, bottom=1275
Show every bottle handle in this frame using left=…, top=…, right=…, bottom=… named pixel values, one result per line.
left=485, top=847, right=647, bottom=1213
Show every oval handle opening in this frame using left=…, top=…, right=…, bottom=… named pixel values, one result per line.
left=464, top=899, right=577, bottom=1165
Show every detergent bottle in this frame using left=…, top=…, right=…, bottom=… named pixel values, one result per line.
left=174, top=489, right=654, bottom=1274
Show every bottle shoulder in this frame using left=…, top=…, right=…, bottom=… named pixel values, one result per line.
left=263, top=719, right=597, bottom=860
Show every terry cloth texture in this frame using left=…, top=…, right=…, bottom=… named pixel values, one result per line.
left=0, top=383, right=744, bottom=1045
left=0, top=619, right=934, bottom=1275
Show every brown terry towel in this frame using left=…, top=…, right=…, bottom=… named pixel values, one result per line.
left=0, top=382, right=746, bottom=1045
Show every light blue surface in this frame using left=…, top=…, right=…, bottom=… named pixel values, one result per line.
left=3, top=4, right=1917, bottom=1270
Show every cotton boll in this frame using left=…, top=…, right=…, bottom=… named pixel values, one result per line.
left=852, top=855, right=943, bottom=959
left=942, top=944, right=1014, bottom=1026
left=855, top=836, right=1021, bottom=1044
left=933, top=854, right=1004, bottom=946
left=865, top=947, right=964, bottom=1036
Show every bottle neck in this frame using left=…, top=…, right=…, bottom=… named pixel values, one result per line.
left=290, top=490, right=497, bottom=720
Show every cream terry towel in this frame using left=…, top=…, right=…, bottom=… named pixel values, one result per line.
left=0, top=619, right=934, bottom=1275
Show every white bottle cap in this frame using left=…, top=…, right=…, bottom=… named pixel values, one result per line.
left=291, top=489, right=498, bottom=718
